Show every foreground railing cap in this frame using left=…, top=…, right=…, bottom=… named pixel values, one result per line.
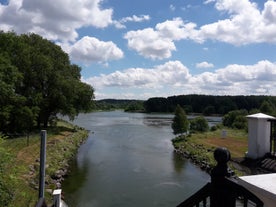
left=214, top=147, right=231, bottom=164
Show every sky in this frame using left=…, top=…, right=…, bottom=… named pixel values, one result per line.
left=1, top=0, right=276, bottom=100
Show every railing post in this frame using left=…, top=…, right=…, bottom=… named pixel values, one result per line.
left=53, top=189, right=62, bottom=207
left=39, top=130, right=47, bottom=199
left=210, top=147, right=235, bottom=207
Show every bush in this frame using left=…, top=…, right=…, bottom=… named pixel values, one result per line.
left=190, top=116, right=209, bottom=132
left=232, top=115, right=247, bottom=129
left=171, top=135, right=186, bottom=144
left=222, top=109, right=248, bottom=129
left=210, top=125, right=217, bottom=131
left=0, top=135, right=14, bottom=206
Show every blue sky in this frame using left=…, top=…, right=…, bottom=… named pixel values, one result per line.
left=1, top=0, right=276, bottom=100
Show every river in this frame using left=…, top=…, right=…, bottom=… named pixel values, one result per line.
left=62, top=111, right=212, bottom=207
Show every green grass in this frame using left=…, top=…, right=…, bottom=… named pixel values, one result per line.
left=172, top=127, right=249, bottom=175
left=0, top=120, right=88, bottom=207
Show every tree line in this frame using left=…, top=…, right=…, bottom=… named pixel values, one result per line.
left=95, top=99, right=145, bottom=112
left=0, top=32, right=95, bottom=134
left=144, top=94, right=276, bottom=115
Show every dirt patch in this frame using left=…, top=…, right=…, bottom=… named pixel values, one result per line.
left=16, top=143, right=40, bottom=164
left=197, top=137, right=247, bottom=158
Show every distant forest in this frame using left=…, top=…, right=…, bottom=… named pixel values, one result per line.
left=143, top=95, right=276, bottom=115
left=95, top=99, right=145, bottom=112
left=96, top=95, right=276, bottom=115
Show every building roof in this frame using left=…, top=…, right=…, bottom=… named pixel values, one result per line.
left=238, top=173, right=276, bottom=206
left=246, top=113, right=276, bottom=120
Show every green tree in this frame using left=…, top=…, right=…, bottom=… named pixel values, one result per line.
left=232, top=115, right=247, bottom=129
left=203, top=105, right=215, bottom=116
left=144, top=97, right=169, bottom=112
left=222, top=109, right=248, bottom=129
left=0, top=32, right=95, bottom=132
left=171, top=105, right=189, bottom=135
left=125, top=101, right=145, bottom=112
left=259, top=100, right=275, bottom=115
left=190, top=116, right=209, bottom=132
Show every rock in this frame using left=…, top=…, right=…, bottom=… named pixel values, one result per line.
left=46, top=189, right=53, bottom=194
left=56, top=182, right=61, bottom=189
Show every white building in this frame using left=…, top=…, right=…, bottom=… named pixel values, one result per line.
left=246, top=113, right=276, bottom=159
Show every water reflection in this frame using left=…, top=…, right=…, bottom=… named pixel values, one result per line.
left=63, top=111, right=210, bottom=207
left=62, top=157, right=89, bottom=206
left=143, top=116, right=173, bottom=127
left=173, top=151, right=186, bottom=174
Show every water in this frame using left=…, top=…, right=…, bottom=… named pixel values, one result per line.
left=62, top=111, right=211, bottom=207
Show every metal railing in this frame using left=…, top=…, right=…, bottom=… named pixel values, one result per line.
left=34, top=131, right=67, bottom=207
left=176, top=148, right=264, bottom=207
left=35, top=198, right=47, bottom=207
left=177, top=183, right=211, bottom=207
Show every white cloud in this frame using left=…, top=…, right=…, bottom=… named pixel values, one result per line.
left=204, top=0, right=216, bottom=4
left=84, top=60, right=276, bottom=99
left=66, top=36, right=123, bottom=64
left=124, top=18, right=199, bottom=59
left=83, top=61, right=190, bottom=89
left=113, top=15, right=150, bottom=29
left=196, top=61, right=214, bottom=68
left=198, top=0, right=276, bottom=45
left=0, top=0, right=113, bottom=42
left=170, top=4, right=176, bottom=11
left=121, top=15, right=150, bottom=23
left=124, top=28, right=176, bottom=60
left=156, top=18, right=198, bottom=41
left=191, top=60, right=276, bottom=95
left=124, top=0, right=276, bottom=60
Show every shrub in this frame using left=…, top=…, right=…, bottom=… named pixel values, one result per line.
left=171, top=135, right=186, bottom=144
left=210, top=125, right=217, bottom=131
left=190, top=116, right=209, bottom=132
left=232, top=115, right=247, bottom=129
left=222, top=109, right=248, bottom=129
left=0, top=135, right=14, bottom=206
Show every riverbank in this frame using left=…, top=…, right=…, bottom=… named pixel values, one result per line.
left=171, top=128, right=263, bottom=176
left=1, top=120, right=89, bottom=207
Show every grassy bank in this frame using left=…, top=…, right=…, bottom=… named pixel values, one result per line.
left=0, top=120, right=88, bottom=207
left=172, top=128, right=249, bottom=175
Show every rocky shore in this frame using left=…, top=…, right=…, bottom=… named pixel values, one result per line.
left=174, top=142, right=276, bottom=176
left=174, top=147, right=213, bottom=174
left=28, top=127, right=89, bottom=194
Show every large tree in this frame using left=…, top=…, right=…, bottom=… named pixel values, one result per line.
left=171, top=105, right=189, bottom=135
left=0, top=32, right=95, bottom=132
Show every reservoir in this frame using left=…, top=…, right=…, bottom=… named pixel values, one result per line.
left=62, top=111, right=210, bottom=207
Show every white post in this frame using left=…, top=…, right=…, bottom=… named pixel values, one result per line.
left=53, top=189, right=62, bottom=207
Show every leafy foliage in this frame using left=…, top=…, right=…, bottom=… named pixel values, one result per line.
left=190, top=116, right=209, bottom=132
left=0, top=135, right=14, bottom=206
left=171, top=105, right=189, bottom=135
left=144, top=95, right=276, bottom=115
left=124, top=101, right=145, bottom=112
left=0, top=32, right=95, bottom=133
left=222, top=110, right=248, bottom=129
left=95, top=99, right=145, bottom=111
left=259, top=100, right=276, bottom=115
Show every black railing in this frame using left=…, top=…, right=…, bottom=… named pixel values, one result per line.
left=35, top=198, right=47, bottom=207
left=177, top=183, right=211, bottom=207
left=176, top=147, right=264, bottom=207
